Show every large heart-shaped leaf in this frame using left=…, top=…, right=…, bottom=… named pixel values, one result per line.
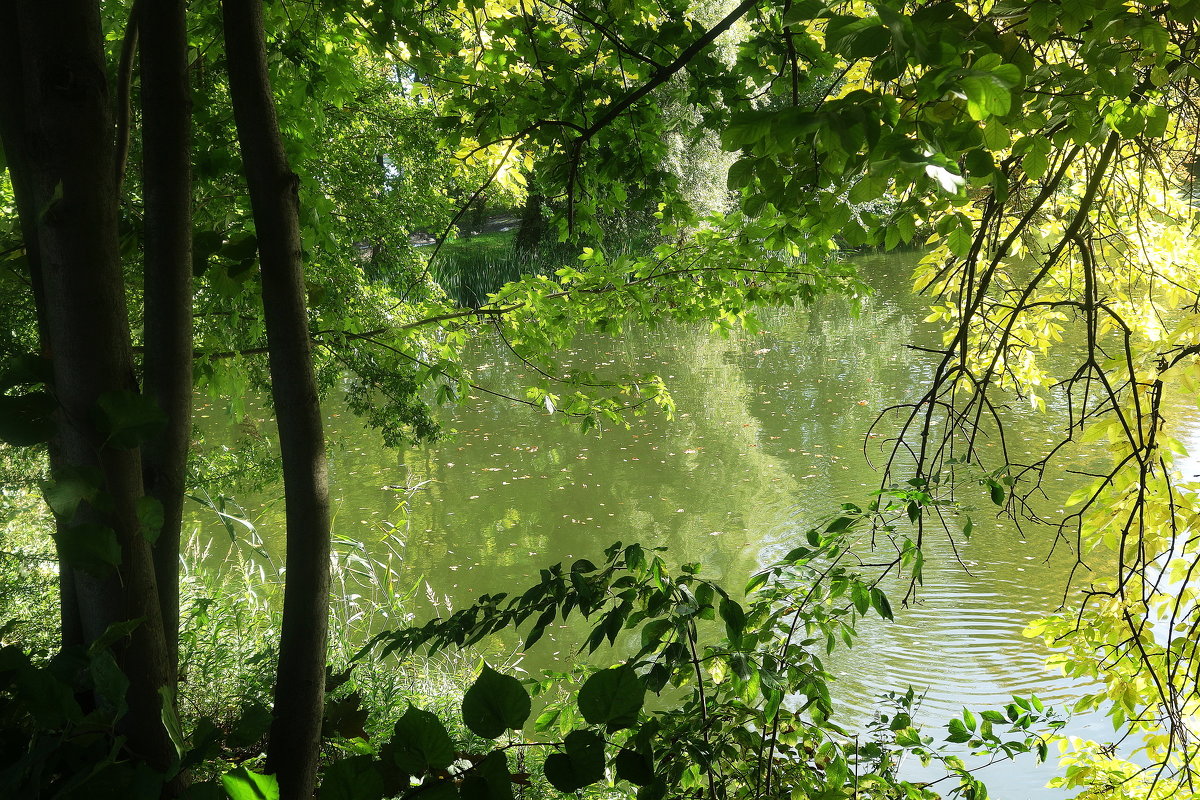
left=462, top=664, right=530, bottom=739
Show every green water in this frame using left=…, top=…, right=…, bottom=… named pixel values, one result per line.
left=194, top=252, right=1125, bottom=797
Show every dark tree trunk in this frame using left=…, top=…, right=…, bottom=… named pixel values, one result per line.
left=0, top=0, right=174, bottom=771
left=515, top=192, right=545, bottom=252
left=0, top=4, right=83, bottom=654
left=139, top=0, right=193, bottom=681
left=469, top=196, right=488, bottom=231
left=222, top=1, right=332, bottom=796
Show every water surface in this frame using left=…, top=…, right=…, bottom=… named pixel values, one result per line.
left=197, top=252, right=1130, bottom=797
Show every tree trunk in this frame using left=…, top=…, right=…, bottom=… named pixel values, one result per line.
left=0, top=0, right=175, bottom=771
left=222, top=1, right=332, bottom=796
left=0, top=3, right=84, bottom=655
left=139, top=0, right=193, bottom=681
left=515, top=192, right=545, bottom=252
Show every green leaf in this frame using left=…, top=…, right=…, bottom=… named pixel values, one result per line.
left=88, top=618, right=144, bottom=653
left=826, top=18, right=892, bottom=60
left=1122, top=15, right=1169, bottom=57
left=138, top=496, right=165, bottom=544
left=323, top=692, right=370, bottom=740
left=848, top=171, right=888, bottom=204
left=525, top=606, right=556, bottom=649
left=615, top=747, right=655, bottom=786
left=534, top=707, right=560, bottom=732
left=989, top=481, right=1005, bottom=506
left=56, top=522, right=122, bottom=576
left=0, top=353, right=52, bottom=391
left=727, top=158, right=757, bottom=191
left=221, top=767, right=279, bottom=800
left=869, top=587, right=893, bottom=621
left=578, top=664, right=644, bottom=729
left=783, top=0, right=829, bottom=25
left=227, top=702, right=273, bottom=749
left=220, top=233, right=259, bottom=261
left=946, top=718, right=972, bottom=743
left=1145, top=104, right=1170, bottom=138
left=637, top=780, right=668, bottom=800
left=948, top=223, right=973, bottom=258
left=719, top=597, right=746, bottom=645
left=826, top=515, right=854, bottom=533
left=0, top=390, right=56, bottom=446
left=90, top=648, right=129, bottom=716
left=964, top=148, right=995, bottom=178
left=544, top=730, right=606, bottom=793
left=319, top=755, right=385, bottom=800
left=962, top=707, right=977, bottom=731
left=42, top=466, right=104, bottom=520
left=193, top=230, right=225, bottom=276
left=1021, top=139, right=1050, bottom=180
left=960, top=72, right=1013, bottom=120
left=982, top=118, right=1011, bottom=150
left=885, top=225, right=901, bottom=251
left=640, top=618, right=671, bottom=652
left=391, top=706, right=455, bottom=774
left=851, top=582, right=870, bottom=615
left=742, top=192, right=768, bottom=218
left=95, top=390, right=167, bottom=449
left=160, top=685, right=186, bottom=762
left=462, top=664, right=531, bottom=739
left=458, top=751, right=513, bottom=800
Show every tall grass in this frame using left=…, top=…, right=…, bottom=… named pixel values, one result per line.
left=429, top=238, right=569, bottom=308
left=0, top=482, right=516, bottom=768
left=0, top=487, right=58, bottom=656
left=176, top=512, right=498, bottom=747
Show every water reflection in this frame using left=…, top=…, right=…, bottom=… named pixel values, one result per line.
left=196, top=252, right=1128, bottom=798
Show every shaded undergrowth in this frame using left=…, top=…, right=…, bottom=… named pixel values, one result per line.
left=428, top=222, right=660, bottom=308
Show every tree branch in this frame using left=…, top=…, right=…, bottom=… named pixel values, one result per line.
left=114, top=0, right=142, bottom=188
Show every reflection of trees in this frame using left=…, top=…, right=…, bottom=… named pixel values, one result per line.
left=390, top=319, right=805, bottom=595
left=198, top=254, right=941, bottom=608
left=349, top=254, right=936, bottom=600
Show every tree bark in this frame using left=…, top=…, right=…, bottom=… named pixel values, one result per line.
left=515, top=192, right=545, bottom=252
left=0, top=2, right=84, bottom=654
left=0, top=0, right=175, bottom=771
left=222, top=1, right=332, bottom=796
left=139, top=0, right=193, bottom=681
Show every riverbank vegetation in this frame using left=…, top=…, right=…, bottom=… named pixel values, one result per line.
left=0, top=0, right=1198, bottom=798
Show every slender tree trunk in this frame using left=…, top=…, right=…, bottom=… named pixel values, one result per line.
left=0, top=4, right=83, bottom=654
left=0, top=0, right=174, bottom=771
left=222, top=1, right=332, bottom=796
left=139, top=0, right=193, bottom=681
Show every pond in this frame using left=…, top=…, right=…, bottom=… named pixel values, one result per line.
left=195, top=251, right=1131, bottom=798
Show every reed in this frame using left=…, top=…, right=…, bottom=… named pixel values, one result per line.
left=428, top=225, right=658, bottom=308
